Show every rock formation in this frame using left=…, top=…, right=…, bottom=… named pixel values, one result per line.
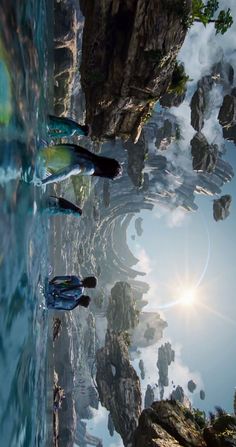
left=190, top=61, right=234, bottom=132
left=200, top=390, right=206, bottom=401
left=96, top=330, right=142, bottom=447
left=190, top=76, right=213, bottom=131
left=133, top=400, right=236, bottom=447
left=138, top=359, right=145, bottom=380
left=204, top=414, right=236, bottom=447
left=144, top=384, right=155, bottom=409
left=218, top=94, right=236, bottom=128
left=218, top=90, right=236, bottom=145
left=108, top=413, right=115, bottom=437
left=188, top=380, right=197, bottom=393
left=80, top=0, right=191, bottom=140
left=135, top=217, right=143, bottom=237
left=157, top=342, right=175, bottom=399
left=106, top=281, right=140, bottom=332
left=213, top=195, right=232, bottom=221
left=124, top=132, right=148, bottom=187
left=171, top=385, right=185, bottom=404
left=133, top=400, right=207, bottom=447
left=160, top=90, right=186, bottom=109
left=191, top=132, right=218, bottom=173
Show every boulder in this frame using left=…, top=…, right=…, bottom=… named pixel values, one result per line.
left=190, top=132, right=218, bottom=173
left=213, top=195, right=232, bottom=221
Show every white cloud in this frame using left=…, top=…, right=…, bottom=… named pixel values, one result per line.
left=154, top=203, right=190, bottom=228
left=136, top=248, right=153, bottom=274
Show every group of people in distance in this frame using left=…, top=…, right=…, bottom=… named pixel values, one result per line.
left=43, top=115, right=122, bottom=311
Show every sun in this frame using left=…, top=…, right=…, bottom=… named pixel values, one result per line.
left=179, top=288, right=196, bottom=306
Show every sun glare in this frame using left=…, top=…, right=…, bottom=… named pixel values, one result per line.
left=179, top=288, right=196, bottom=306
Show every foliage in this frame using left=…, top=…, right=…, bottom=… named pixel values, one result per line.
left=183, top=408, right=206, bottom=429
left=168, top=62, right=190, bottom=96
left=192, top=0, right=233, bottom=34
left=215, top=406, right=227, bottom=417
left=193, top=409, right=206, bottom=429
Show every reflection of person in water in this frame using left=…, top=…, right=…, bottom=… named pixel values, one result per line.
left=46, top=275, right=97, bottom=310
left=47, top=115, right=90, bottom=139
left=45, top=196, right=82, bottom=216
left=40, top=144, right=122, bottom=185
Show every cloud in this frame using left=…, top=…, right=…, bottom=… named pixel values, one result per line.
left=154, top=203, right=190, bottom=228
left=136, top=248, right=153, bottom=274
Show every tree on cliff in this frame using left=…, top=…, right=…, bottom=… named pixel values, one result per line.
left=192, top=0, right=233, bottom=34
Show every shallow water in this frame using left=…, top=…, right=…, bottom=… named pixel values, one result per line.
left=0, top=1, right=52, bottom=445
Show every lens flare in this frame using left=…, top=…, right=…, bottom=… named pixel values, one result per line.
left=179, top=288, right=196, bottom=306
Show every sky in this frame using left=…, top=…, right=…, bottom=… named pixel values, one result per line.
left=127, top=1, right=236, bottom=414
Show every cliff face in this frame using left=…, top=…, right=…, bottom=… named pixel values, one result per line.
left=80, top=0, right=191, bottom=141
left=96, top=330, right=142, bottom=447
left=133, top=401, right=206, bottom=447
left=133, top=401, right=236, bottom=447
left=106, top=281, right=139, bottom=332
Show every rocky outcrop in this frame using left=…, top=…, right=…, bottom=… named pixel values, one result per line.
left=213, top=195, right=232, bottom=221
left=144, top=384, right=155, bottom=409
left=157, top=342, right=175, bottom=399
left=200, top=390, right=206, bottom=401
left=96, top=330, right=142, bottom=447
left=190, top=76, right=213, bottom=131
left=171, top=385, right=185, bottom=404
left=188, top=380, right=197, bottom=393
left=108, top=413, right=115, bottom=437
left=204, top=414, right=236, bottom=447
left=191, top=132, right=218, bottom=173
left=218, top=94, right=236, bottom=128
left=138, top=359, right=145, bottom=380
left=190, top=61, right=234, bottom=132
left=106, top=282, right=139, bottom=332
left=155, top=118, right=178, bottom=150
left=124, top=132, right=148, bottom=187
left=80, top=0, right=191, bottom=141
left=135, top=217, right=143, bottom=237
left=160, top=90, right=186, bottom=108
left=218, top=91, right=236, bottom=145
left=133, top=400, right=207, bottom=447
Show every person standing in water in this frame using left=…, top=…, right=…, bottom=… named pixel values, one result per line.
left=46, top=275, right=97, bottom=311
left=40, top=144, right=122, bottom=185
left=47, top=115, right=90, bottom=139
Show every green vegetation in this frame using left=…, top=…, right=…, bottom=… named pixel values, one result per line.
left=168, top=62, right=190, bottom=96
left=192, top=0, right=233, bottom=34
left=183, top=407, right=206, bottom=429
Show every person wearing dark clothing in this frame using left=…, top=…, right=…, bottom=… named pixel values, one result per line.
left=40, top=144, right=122, bottom=185
left=46, top=275, right=97, bottom=311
